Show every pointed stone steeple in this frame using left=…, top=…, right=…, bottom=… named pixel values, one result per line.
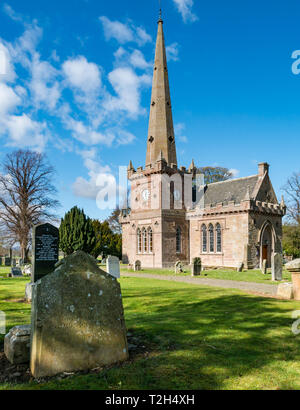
left=188, top=159, right=195, bottom=173
left=146, top=17, right=177, bottom=167
left=280, top=195, right=286, bottom=208
left=128, top=160, right=134, bottom=171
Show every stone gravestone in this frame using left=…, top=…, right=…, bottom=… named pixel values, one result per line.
left=261, top=259, right=267, bottom=275
left=30, top=251, right=128, bottom=378
left=134, top=260, right=141, bottom=272
left=237, top=262, right=244, bottom=272
left=10, top=267, right=23, bottom=278
left=32, top=223, right=59, bottom=282
left=106, top=255, right=120, bottom=279
left=286, top=259, right=300, bottom=300
left=272, top=253, right=282, bottom=281
left=5, top=257, right=11, bottom=266
left=5, top=325, right=31, bottom=364
left=191, top=258, right=201, bottom=276
left=23, top=264, right=32, bottom=276
left=12, top=259, right=16, bottom=267
left=175, top=260, right=183, bottom=274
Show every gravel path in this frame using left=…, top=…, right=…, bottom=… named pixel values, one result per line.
left=121, top=272, right=278, bottom=296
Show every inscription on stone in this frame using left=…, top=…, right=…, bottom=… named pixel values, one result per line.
left=32, top=223, right=59, bottom=282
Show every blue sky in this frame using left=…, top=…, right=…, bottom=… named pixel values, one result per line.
left=0, top=0, right=300, bottom=220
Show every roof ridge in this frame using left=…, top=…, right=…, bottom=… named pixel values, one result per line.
left=206, top=174, right=258, bottom=186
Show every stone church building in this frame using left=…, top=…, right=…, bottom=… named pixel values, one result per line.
left=120, top=16, right=286, bottom=270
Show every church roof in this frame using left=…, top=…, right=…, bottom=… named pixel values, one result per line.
left=203, top=175, right=259, bottom=206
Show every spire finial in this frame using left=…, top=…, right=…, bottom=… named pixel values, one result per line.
left=158, top=0, right=163, bottom=22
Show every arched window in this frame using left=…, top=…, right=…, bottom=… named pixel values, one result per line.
left=216, top=223, right=222, bottom=252
left=148, top=228, right=153, bottom=253
left=142, top=228, right=147, bottom=253
left=201, top=224, right=207, bottom=253
left=209, top=224, right=214, bottom=253
left=137, top=228, right=142, bottom=253
left=176, top=226, right=181, bottom=253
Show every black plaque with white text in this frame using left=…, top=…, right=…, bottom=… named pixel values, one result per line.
left=32, top=223, right=59, bottom=282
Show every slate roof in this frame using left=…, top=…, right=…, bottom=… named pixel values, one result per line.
left=203, top=175, right=259, bottom=207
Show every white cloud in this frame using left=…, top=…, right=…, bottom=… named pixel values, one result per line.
left=107, top=67, right=151, bottom=116
left=0, top=42, right=16, bottom=82
left=1, top=113, right=47, bottom=150
left=99, top=16, right=134, bottom=44
left=99, top=16, right=152, bottom=46
left=3, top=3, right=23, bottom=22
left=114, top=47, right=150, bottom=70
left=166, top=43, right=179, bottom=62
left=0, top=83, right=21, bottom=113
left=72, top=149, right=112, bottom=199
left=175, top=122, right=188, bottom=143
left=135, top=27, right=152, bottom=45
left=129, top=50, right=151, bottom=69
left=29, top=54, right=61, bottom=110
left=229, top=168, right=240, bottom=177
left=63, top=117, right=113, bottom=146
left=62, top=56, right=102, bottom=92
left=172, top=0, right=198, bottom=23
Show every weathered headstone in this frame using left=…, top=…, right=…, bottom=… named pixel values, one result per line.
left=286, top=259, right=300, bottom=300
left=175, top=260, right=183, bottom=274
left=22, top=264, right=32, bottom=276
left=4, top=257, right=11, bottom=266
left=5, top=325, right=31, bottom=364
left=10, top=267, right=23, bottom=278
left=106, top=255, right=120, bottom=278
left=12, top=258, right=16, bottom=267
left=30, top=251, right=128, bottom=378
left=277, top=282, right=293, bottom=299
left=32, top=223, right=59, bottom=282
left=272, top=253, right=282, bottom=281
left=134, top=260, right=141, bottom=271
left=261, top=259, right=267, bottom=275
left=25, top=282, right=34, bottom=302
left=237, top=262, right=244, bottom=272
left=191, top=257, right=201, bottom=276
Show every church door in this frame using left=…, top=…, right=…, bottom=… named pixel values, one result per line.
left=262, top=245, right=268, bottom=262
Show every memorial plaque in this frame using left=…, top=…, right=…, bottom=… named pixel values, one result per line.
left=32, top=223, right=59, bottom=282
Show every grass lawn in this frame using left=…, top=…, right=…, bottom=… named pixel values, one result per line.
left=1, top=271, right=300, bottom=390
left=121, top=266, right=291, bottom=284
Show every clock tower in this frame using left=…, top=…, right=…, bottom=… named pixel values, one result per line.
left=120, top=14, right=191, bottom=268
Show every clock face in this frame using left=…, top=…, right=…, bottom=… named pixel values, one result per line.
left=174, top=190, right=181, bottom=201
left=142, top=189, right=150, bottom=201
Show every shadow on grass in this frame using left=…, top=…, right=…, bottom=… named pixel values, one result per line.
left=118, top=283, right=300, bottom=389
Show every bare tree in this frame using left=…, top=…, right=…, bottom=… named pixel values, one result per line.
left=196, top=166, right=233, bottom=184
left=0, top=150, right=60, bottom=262
left=282, top=172, right=300, bottom=225
left=107, top=207, right=122, bottom=234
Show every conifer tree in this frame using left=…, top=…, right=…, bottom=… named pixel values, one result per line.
left=59, top=206, right=95, bottom=255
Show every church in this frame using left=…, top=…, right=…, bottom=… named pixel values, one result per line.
left=120, top=15, right=286, bottom=270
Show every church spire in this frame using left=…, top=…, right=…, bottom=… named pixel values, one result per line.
left=146, top=16, right=177, bottom=167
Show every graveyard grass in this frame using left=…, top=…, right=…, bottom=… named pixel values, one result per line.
left=1, top=269, right=300, bottom=390
left=121, top=265, right=291, bottom=284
